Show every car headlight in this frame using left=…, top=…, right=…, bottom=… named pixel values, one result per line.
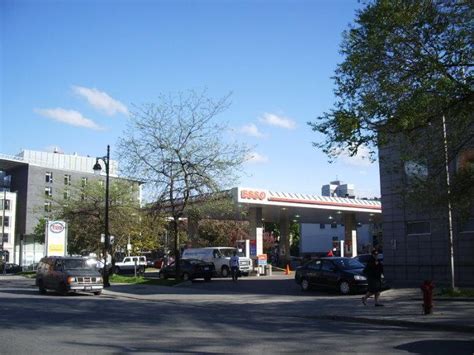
left=96, top=277, right=103, bottom=283
left=354, top=275, right=367, bottom=281
left=67, top=276, right=77, bottom=284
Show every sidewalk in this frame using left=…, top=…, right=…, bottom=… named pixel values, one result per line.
left=304, top=287, right=474, bottom=334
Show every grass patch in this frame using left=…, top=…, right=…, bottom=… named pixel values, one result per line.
left=18, top=271, right=36, bottom=278
left=437, top=288, right=474, bottom=298
left=109, top=274, right=181, bottom=287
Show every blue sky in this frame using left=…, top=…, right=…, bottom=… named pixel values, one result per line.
left=1, top=0, right=380, bottom=198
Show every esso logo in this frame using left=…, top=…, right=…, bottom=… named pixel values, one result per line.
left=241, top=190, right=266, bottom=201
left=50, top=222, right=65, bottom=233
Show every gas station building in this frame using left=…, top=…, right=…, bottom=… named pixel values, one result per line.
left=189, top=187, right=382, bottom=262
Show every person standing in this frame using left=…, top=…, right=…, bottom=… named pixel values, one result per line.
left=361, top=249, right=384, bottom=306
left=229, top=250, right=240, bottom=282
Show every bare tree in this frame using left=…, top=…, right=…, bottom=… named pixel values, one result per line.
left=117, top=90, right=250, bottom=278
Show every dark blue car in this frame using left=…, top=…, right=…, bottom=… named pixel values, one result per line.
left=295, top=257, right=388, bottom=295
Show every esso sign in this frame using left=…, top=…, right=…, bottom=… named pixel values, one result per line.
left=50, top=222, right=65, bottom=233
left=241, top=190, right=266, bottom=201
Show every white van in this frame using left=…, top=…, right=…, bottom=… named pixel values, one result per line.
left=182, top=247, right=253, bottom=277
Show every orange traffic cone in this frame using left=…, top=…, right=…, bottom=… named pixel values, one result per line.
left=285, top=264, right=291, bottom=275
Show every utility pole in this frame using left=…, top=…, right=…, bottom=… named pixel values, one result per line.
left=442, top=115, right=456, bottom=291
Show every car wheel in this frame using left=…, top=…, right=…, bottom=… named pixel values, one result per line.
left=221, top=266, right=229, bottom=277
left=94, top=291, right=102, bottom=296
left=114, top=266, right=121, bottom=274
left=301, top=278, right=310, bottom=291
left=339, top=280, right=351, bottom=295
left=38, top=280, right=47, bottom=294
left=182, top=272, right=190, bottom=281
left=58, top=283, right=68, bottom=296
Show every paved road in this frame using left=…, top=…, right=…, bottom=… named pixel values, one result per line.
left=1, top=275, right=473, bottom=354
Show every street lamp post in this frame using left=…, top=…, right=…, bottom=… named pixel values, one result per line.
left=1, top=174, right=11, bottom=275
left=93, top=145, right=111, bottom=287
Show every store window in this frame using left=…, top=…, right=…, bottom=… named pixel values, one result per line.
left=407, top=221, right=431, bottom=235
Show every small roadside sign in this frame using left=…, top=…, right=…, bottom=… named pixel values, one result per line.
left=257, top=254, right=267, bottom=266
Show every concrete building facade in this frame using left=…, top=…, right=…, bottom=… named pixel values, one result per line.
left=379, top=138, right=474, bottom=286
left=0, top=149, right=140, bottom=267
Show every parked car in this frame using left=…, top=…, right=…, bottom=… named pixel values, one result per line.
left=181, top=247, right=253, bottom=277
left=0, top=263, right=22, bottom=274
left=36, top=256, right=103, bottom=296
left=159, top=258, right=215, bottom=281
left=295, top=257, right=388, bottom=295
left=353, top=253, right=384, bottom=266
left=114, top=256, right=147, bottom=274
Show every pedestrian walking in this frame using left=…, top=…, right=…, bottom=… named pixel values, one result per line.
left=229, top=250, right=240, bottom=281
left=361, top=249, right=384, bottom=307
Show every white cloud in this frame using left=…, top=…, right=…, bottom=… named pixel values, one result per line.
left=337, top=146, right=373, bottom=167
left=240, top=123, right=265, bottom=138
left=72, top=85, right=129, bottom=116
left=34, top=108, right=103, bottom=130
left=245, top=152, right=269, bottom=164
left=259, top=112, right=296, bottom=129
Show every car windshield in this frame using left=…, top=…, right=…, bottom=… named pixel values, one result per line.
left=332, top=258, right=364, bottom=270
left=218, top=249, right=244, bottom=257
left=64, top=259, right=91, bottom=269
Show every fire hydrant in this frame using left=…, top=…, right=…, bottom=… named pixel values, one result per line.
left=420, top=280, right=434, bottom=315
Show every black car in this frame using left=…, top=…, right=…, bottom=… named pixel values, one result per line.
left=295, top=257, right=386, bottom=295
left=159, top=258, right=215, bottom=281
left=0, top=263, right=22, bottom=274
left=353, top=253, right=384, bottom=266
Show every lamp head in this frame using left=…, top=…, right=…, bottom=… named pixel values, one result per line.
left=93, top=160, right=102, bottom=175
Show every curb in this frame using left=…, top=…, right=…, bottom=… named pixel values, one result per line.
left=297, top=314, right=474, bottom=334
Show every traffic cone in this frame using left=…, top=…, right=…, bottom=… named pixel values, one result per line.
left=285, top=264, right=291, bottom=275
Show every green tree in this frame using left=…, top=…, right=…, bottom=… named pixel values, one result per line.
left=118, top=90, right=250, bottom=278
left=43, top=179, right=163, bottom=257
left=308, top=0, right=472, bottom=160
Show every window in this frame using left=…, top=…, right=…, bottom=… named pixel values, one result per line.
left=319, top=223, right=325, bottom=229
left=0, top=216, right=10, bottom=227
left=45, top=186, right=52, bottom=197
left=321, top=260, right=334, bottom=272
left=64, top=189, right=70, bottom=200
left=44, top=201, right=52, bottom=212
left=407, top=221, right=431, bottom=235
left=2, top=233, right=8, bottom=243
left=0, top=199, right=10, bottom=210
left=64, top=174, right=71, bottom=185
left=331, top=223, right=337, bottom=229
left=461, top=218, right=474, bottom=233
left=45, top=172, right=53, bottom=183
left=81, top=177, right=88, bottom=187
left=307, top=260, right=321, bottom=271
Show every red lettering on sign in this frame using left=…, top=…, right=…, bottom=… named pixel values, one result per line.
left=240, top=190, right=266, bottom=200
left=50, top=222, right=65, bottom=233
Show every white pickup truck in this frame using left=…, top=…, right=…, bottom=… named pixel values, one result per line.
left=114, top=256, right=147, bottom=274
